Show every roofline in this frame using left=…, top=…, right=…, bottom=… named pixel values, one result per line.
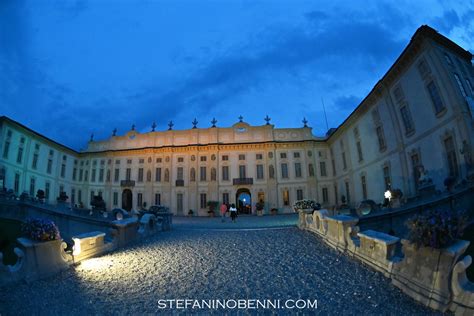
left=326, top=25, right=472, bottom=142
left=82, top=139, right=326, bottom=155
left=0, top=116, right=80, bottom=155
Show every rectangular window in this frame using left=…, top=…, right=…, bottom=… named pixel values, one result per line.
left=345, top=181, right=351, bottom=203
left=113, top=192, right=118, bottom=206
left=356, top=141, right=363, bottom=162
left=223, top=193, right=229, bottom=205
left=281, top=163, right=288, bottom=178
left=45, top=182, right=50, bottom=200
left=29, top=177, right=35, bottom=197
left=334, top=185, right=338, bottom=204
left=177, top=157, right=184, bottom=163
left=256, top=164, right=264, bottom=179
left=444, top=53, right=453, bottom=66
left=400, top=105, right=414, bottom=134
left=280, top=152, right=287, bottom=159
left=200, top=156, right=207, bottom=162
left=444, top=136, right=459, bottom=178
left=222, top=166, right=229, bottom=181
left=139, top=158, right=144, bottom=164
left=454, top=73, right=467, bottom=97
left=17, top=147, right=23, bottom=164
left=138, top=168, right=144, bottom=182
left=331, top=159, right=336, bottom=176
left=90, top=190, right=94, bottom=203
left=427, top=81, right=445, bottom=114
left=222, top=155, right=229, bottom=161
left=238, top=154, right=245, bottom=160
left=137, top=193, right=143, bottom=207
left=200, top=193, right=207, bottom=209
left=91, top=169, right=97, bottom=182
left=322, top=188, right=329, bottom=203
left=256, top=154, right=263, bottom=160
left=177, top=167, right=184, bottom=180
left=155, top=168, right=161, bottom=182
left=342, top=152, right=347, bottom=170
left=319, top=162, right=327, bottom=177
left=126, top=168, right=131, bottom=180
left=308, top=163, right=315, bottom=177
left=376, top=126, right=386, bottom=151
left=79, top=169, right=83, bottom=182
left=294, top=152, right=300, bottom=158
left=200, top=166, right=207, bottom=181
left=72, top=168, right=77, bottom=181
left=2, top=141, right=10, bottom=159
left=383, top=166, right=391, bottom=190
left=84, top=170, right=88, bottom=182
left=361, top=176, right=367, bottom=200
left=294, top=162, right=302, bottom=178
left=14, top=174, right=19, bottom=194
left=78, top=189, right=82, bottom=203
left=466, top=78, right=473, bottom=95
left=71, top=188, right=75, bottom=205
left=32, top=153, right=39, bottom=169
left=156, top=158, right=162, bottom=163
left=296, top=189, right=303, bottom=200
left=155, top=193, right=161, bottom=205
left=99, top=168, right=104, bottom=182
left=61, top=163, right=66, bottom=178
left=283, top=189, right=290, bottom=206
left=114, top=169, right=119, bottom=182
left=239, top=165, right=246, bottom=178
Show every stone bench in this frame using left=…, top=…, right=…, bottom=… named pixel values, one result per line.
left=72, top=231, right=112, bottom=262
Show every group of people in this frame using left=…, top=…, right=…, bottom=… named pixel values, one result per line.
left=219, top=202, right=238, bottom=222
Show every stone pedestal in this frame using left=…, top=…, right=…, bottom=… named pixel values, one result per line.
left=392, top=239, right=470, bottom=312
left=324, top=215, right=359, bottom=251
left=297, top=209, right=313, bottom=229
left=356, top=230, right=400, bottom=276
left=111, top=218, right=139, bottom=248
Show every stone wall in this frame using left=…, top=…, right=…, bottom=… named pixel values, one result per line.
left=299, top=209, right=474, bottom=315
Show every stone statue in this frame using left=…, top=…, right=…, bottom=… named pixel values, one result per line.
left=417, top=165, right=433, bottom=186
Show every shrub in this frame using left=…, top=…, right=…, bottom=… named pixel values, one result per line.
left=21, top=218, right=61, bottom=242
left=293, top=199, right=317, bottom=211
left=406, top=209, right=468, bottom=249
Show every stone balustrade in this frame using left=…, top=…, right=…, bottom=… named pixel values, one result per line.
left=138, top=214, right=158, bottom=237
left=297, top=208, right=474, bottom=315
left=0, top=238, right=72, bottom=286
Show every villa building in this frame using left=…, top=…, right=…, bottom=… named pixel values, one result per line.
left=0, top=25, right=473, bottom=215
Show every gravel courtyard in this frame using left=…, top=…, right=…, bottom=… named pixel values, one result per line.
left=0, top=217, right=442, bottom=315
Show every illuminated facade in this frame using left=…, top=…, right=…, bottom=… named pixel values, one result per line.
left=1, top=25, right=473, bottom=215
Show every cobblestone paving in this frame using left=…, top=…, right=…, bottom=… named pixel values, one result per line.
left=0, top=217, right=443, bottom=315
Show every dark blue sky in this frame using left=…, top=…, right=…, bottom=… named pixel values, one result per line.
left=1, top=0, right=473, bottom=150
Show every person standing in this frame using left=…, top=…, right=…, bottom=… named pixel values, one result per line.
left=229, top=203, right=237, bottom=222
left=220, top=202, right=227, bottom=222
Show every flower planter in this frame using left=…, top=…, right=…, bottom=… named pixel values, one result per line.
left=297, top=208, right=313, bottom=229
left=391, top=239, right=470, bottom=312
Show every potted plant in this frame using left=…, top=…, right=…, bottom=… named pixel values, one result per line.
left=36, top=189, right=45, bottom=203
left=256, top=201, right=264, bottom=216
left=91, top=195, right=107, bottom=217
left=207, top=201, right=219, bottom=217
left=444, top=176, right=455, bottom=193
left=188, top=209, right=194, bottom=217
left=22, top=217, right=61, bottom=242
left=270, top=208, right=278, bottom=215
left=392, top=209, right=469, bottom=310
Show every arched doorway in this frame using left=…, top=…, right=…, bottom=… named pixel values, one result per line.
left=122, top=189, right=132, bottom=211
left=236, top=188, right=251, bottom=214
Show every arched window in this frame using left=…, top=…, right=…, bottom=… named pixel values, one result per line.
left=190, top=168, right=196, bottom=182
left=211, top=168, right=216, bottom=181
left=164, top=169, right=169, bottom=182
left=269, top=165, right=275, bottom=179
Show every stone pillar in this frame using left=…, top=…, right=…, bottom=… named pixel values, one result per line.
left=111, top=218, right=139, bottom=248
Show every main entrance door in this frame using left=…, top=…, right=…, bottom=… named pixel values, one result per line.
left=122, top=189, right=132, bottom=211
left=236, top=188, right=251, bottom=214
